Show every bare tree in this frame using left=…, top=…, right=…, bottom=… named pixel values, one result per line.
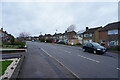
left=19, top=32, right=30, bottom=37
left=66, top=24, right=76, bottom=32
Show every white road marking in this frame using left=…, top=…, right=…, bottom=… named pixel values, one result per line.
left=116, top=68, right=120, bottom=70
left=64, top=50, right=71, bottom=53
left=40, top=47, right=80, bottom=79
left=52, top=47, right=56, bottom=49
left=78, top=55, right=100, bottom=63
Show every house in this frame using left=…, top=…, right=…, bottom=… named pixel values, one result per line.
left=0, top=28, right=13, bottom=44
left=32, top=36, right=39, bottom=41
left=52, top=33, right=63, bottom=42
left=44, top=34, right=52, bottom=42
left=63, top=31, right=77, bottom=44
left=82, top=26, right=102, bottom=44
left=99, top=21, right=120, bottom=47
left=75, top=30, right=85, bottom=44
left=64, top=31, right=76, bottom=39
left=68, top=38, right=78, bottom=45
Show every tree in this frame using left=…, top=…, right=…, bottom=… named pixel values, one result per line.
left=66, top=24, right=76, bottom=32
left=19, top=32, right=30, bottom=37
left=11, top=36, right=15, bottom=45
left=18, top=32, right=30, bottom=41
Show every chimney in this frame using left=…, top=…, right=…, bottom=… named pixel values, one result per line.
left=1, top=28, right=3, bottom=31
left=86, top=27, right=88, bottom=31
left=65, top=30, right=67, bottom=33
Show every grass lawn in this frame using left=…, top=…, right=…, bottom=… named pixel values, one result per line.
left=0, top=45, right=19, bottom=49
left=0, top=60, right=13, bottom=76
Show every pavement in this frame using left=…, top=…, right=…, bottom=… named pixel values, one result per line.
left=1, top=58, right=20, bottom=79
left=19, top=41, right=119, bottom=78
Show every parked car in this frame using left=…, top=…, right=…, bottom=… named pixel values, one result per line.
left=82, top=42, right=107, bottom=54
left=32, top=40, right=34, bottom=42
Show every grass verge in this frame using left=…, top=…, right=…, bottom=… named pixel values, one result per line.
left=0, top=60, right=13, bottom=76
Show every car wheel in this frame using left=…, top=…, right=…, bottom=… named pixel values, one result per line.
left=83, top=48, right=86, bottom=52
left=93, top=50, right=97, bottom=54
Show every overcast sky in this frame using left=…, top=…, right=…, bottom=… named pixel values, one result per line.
left=2, top=2, right=118, bottom=37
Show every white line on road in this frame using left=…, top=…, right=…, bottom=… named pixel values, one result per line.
left=40, top=47, right=80, bottom=79
left=78, top=55, right=100, bottom=63
left=116, top=68, right=120, bottom=70
left=64, top=50, right=71, bottom=53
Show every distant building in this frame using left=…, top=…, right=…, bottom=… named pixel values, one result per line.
left=99, top=22, right=120, bottom=47
left=82, top=26, right=102, bottom=43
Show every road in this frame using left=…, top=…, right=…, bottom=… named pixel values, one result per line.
left=21, top=41, right=119, bottom=78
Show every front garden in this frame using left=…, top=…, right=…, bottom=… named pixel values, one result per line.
left=1, top=41, right=26, bottom=49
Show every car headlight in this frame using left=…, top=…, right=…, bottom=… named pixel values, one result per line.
left=97, top=49, right=101, bottom=50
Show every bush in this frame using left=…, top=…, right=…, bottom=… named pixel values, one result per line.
left=40, top=38, right=45, bottom=42
left=107, top=45, right=120, bottom=51
left=13, top=41, right=26, bottom=48
left=76, top=43, right=82, bottom=46
left=46, top=39, right=53, bottom=43
left=11, top=36, right=15, bottom=45
left=114, top=45, right=120, bottom=51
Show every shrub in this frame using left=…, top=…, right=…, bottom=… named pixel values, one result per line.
left=40, top=38, right=45, bottom=42
left=11, top=36, right=15, bottom=45
left=107, top=45, right=120, bottom=51
left=13, top=41, right=26, bottom=48
left=76, top=43, right=82, bottom=46
left=46, top=39, right=53, bottom=43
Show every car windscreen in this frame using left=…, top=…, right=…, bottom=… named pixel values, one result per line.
left=92, top=43, right=101, bottom=47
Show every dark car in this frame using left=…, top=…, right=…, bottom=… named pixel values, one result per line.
left=82, top=42, right=107, bottom=54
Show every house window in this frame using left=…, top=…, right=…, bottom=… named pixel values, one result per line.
left=84, top=34, right=88, bottom=37
left=108, top=29, right=118, bottom=35
left=0, top=33, right=2, bottom=36
left=79, top=40, right=82, bottom=44
left=89, top=33, right=92, bottom=37
left=89, top=40, right=92, bottom=43
left=108, top=40, right=118, bottom=46
left=79, top=34, right=82, bottom=37
left=100, top=40, right=105, bottom=43
left=2, top=33, right=4, bottom=36
left=84, top=39, right=88, bottom=43
left=71, top=40, right=73, bottom=43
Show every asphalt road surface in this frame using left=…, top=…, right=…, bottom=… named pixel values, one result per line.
left=21, top=41, right=119, bottom=79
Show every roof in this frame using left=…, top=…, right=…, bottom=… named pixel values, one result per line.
left=44, top=34, right=51, bottom=36
left=83, top=27, right=102, bottom=34
left=99, top=21, right=120, bottom=32
left=65, top=31, right=76, bottom=35
left=77, top=30, right=85, bottom=34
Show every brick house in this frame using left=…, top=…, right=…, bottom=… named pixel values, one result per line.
left=0, top=28, right=13, bottom=44
left=53, top=33, right=63, bottom=42
left=64, top=31, right=76, bottom=40
left=75, top=30, right=85, bottom=44
left=82, top=26, right=102, bottom=44
left=44, top=34, right=52, bottom=41
left=99, top=22, right=120, bottom=47
left=63, top=31, right=77, bottom=44
left=67, top=38, right=78, bottom=45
